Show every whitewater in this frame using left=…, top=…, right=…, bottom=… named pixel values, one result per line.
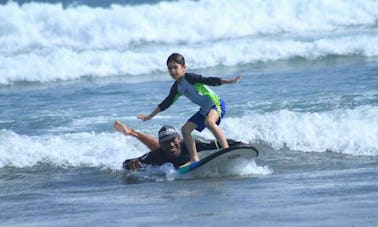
left=1, top=0, right=378, bottom=226
left=1, top=0, right=378, bottom=84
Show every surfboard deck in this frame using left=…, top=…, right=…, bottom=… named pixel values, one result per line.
left=176, top=144, right=259, bottom=174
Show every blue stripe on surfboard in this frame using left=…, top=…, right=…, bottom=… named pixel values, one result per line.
left=176, top=144, right=258, bottom=174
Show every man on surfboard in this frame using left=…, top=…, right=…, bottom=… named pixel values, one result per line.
left=137, top=53, right=241, bottom=166
left=114, top=120, right=242, bottom=170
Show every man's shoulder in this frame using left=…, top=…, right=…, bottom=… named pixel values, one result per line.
left=193, top=138, right=244, bottom=151
left=193, top=138, right=213, bottom=145
left=192, top=138, right=218, bottom=151
left=179, top=140, right=189, bottom=152
left=140, top=148, right=165, bottom=161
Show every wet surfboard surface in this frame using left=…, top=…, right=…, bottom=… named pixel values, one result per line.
left=177, top=144, right=259, bottom=174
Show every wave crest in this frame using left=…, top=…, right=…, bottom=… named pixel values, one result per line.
left=1, top=0, right=378, bottom=84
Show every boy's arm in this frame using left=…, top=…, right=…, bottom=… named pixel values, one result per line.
left=137, top=83, right=179, bottom=121
left=137, top=106, right=160, bottom=121
left=220, top=75, right=242, bottom=84
left=187, top=73, right=241, bottom=86
left=158, top=82, right=180, bottom=111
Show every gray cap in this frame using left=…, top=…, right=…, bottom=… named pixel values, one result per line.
left=158, top=125, right=179, bottom=142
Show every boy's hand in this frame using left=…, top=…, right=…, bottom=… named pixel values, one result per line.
left=232, top=75, right=242, bottom=83
left=221, top=75, right=242, bottom=84
left=137, top=114, right=152, bottom=121
left=137, top=107, right=160, bottom=121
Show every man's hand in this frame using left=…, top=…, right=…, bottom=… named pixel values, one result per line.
left=127, top=159, right=142, bottom=170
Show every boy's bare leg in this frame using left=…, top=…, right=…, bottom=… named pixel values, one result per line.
left=205, top=110, right=229, bottom=149
left=181, top=121, right=199, bottom=164
left=113, top=120, right=160, bottom=151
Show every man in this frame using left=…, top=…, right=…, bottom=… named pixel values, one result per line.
left=114, top=120, right=242, bottom=170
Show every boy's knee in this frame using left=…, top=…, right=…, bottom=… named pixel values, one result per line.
left=181, top=124, right=190, bottom=136
left=205, top=119, right=217, bottom=128
left=182, top=123, right=196, bottom=136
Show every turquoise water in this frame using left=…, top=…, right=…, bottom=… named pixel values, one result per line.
left=1, top=0, right=378, bottom=226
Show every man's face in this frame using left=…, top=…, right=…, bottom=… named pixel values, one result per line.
left=167, top=62, right=186, bottom=81
left=159, top=136, right=181, bottom=159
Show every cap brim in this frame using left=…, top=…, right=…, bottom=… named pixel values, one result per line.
left=159, top=134, right=178, bottom=143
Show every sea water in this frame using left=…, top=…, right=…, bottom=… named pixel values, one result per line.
left=1, top=0, right=378, bottom=226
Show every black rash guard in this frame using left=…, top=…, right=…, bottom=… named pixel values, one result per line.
left=123, top=139, right=242, bottom=169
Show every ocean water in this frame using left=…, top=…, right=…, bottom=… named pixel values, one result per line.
left=1, top=0, right=378, bottom=226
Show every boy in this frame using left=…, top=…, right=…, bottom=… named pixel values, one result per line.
left=138, top=53, right=241, bottom=166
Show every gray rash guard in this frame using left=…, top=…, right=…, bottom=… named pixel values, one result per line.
left=158, top=73, right=223, bottom=115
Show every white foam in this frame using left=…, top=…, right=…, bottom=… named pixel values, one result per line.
left=2, top=0, right=377, bottom=48
left=222, top=105, right=378, bottom=156
left=179, top=159, right=272, bottom=179
left=0, top=128, right=271, bottom=177
left=0, top=129, right=146, bottom=169
left=1, top=106, right=376, bottom=170
left=1, top=0, right=378, bottom=84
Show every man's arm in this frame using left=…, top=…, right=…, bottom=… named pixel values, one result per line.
left=123, top=149, right=165, bottom=170
left=123, top=158, right=142, bottom=170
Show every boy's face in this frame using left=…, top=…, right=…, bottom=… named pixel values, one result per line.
left=167, top=61, right=186, bottom=81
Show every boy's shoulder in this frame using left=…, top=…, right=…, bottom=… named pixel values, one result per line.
left=185, top=72, right=201, bottom=78
left=184, top=72, right=222, bottom=86
left=184, top=72, right=202, bottom=83
left=169, top=73, right=201, bottom=87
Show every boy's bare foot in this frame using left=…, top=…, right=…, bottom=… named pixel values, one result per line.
left=179, top=158, right=200, bottom=168
left=113, top=120, right=134, bottom=136
left=179, top=161, right=192, bottom=168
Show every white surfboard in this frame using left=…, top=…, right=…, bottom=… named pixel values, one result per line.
left=177, top=144, right=259, bottom=174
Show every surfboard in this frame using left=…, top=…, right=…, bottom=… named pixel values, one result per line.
left=176, top=144, right=259, bottom=174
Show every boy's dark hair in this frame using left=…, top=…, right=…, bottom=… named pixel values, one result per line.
left=167, top=53, right=185, bottom=66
